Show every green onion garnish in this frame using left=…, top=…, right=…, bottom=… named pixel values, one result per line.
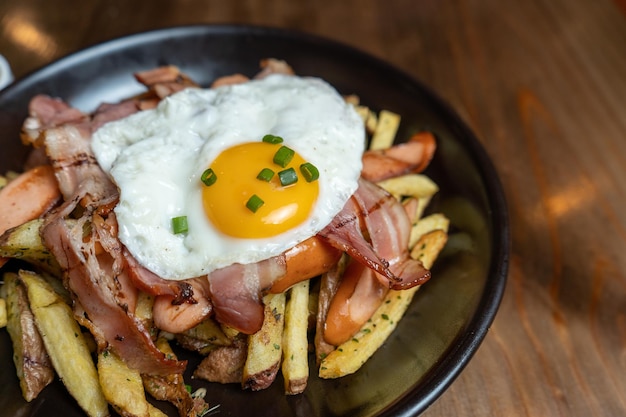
left=246, top=195, right=265, bottom=213
left=256, top=168, right=275, bottom=182
left=262, top=134, right=284, bottom=144
left=273, top=146, right=295, bottom=168
left=278, top=167, right=298, bottom=186
left=172, top=216, right=188, bottom=234
left=200, top=168, right=217, bottom=186
left=299, top=162, right=319, bottom=182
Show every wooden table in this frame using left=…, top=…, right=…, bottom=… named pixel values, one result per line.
left=1, top=1, right=624, bottom=416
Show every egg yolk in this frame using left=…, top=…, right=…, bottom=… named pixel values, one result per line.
left=202, top=142, right=319, bottom=239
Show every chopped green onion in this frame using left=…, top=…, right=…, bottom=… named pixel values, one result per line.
left=256, top=168, right=275, bottom=182
left=262, top=134, right=284, bottom=144
left=246, top=195, right=264, bottom=213
left=278, top=167, right=298, bottom=186
left=299, top=162, right=319, bottom=182
left=273, top=146, right=295, bottom=168
left=172, top=216, right=188, bottom=234
left=200, top=168, right=217, bottom=186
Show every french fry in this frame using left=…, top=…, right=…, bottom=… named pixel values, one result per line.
left=177, top=318, right=232, bottom=355
left=242, top=293, right=286, bottom=391
left=281, top=280, right=310, bottom=395
left=98, top=348, right=152, bottom=417
left=0, top=297, right=6, bottom=327
left=18, top=270, right=109, bottom=417
left=142, top=337, right=209, bottom=417
left=2, top=272, right=54, bottom=401
left=319, top=220, right=449, bottom=379
left=220, top=323, right=241, bottom=340
left=377, top=174, right=439, bottom=221
left=369, top=109, right=401, bottom=150
left=409, top=213, right=450, bottom=250
left=0, top=219, right=62, bottom=275
left=352, top=105, right=378, bottom=134
left=148, top=404, right=169, bottom=417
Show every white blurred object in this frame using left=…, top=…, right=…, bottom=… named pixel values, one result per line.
left=0, top=54, right=14, bottom=90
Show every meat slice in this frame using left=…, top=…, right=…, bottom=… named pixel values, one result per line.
left=318, top=179, right=430, bottom=290
left=207, top=256, right=286, bottom=334
left=361, top=131, right=436, bottom=182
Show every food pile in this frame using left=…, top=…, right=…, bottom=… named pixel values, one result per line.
left=0, top=59, right=449, bottom=417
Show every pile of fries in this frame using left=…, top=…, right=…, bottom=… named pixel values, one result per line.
left=0, top=91, right=449, bottom=416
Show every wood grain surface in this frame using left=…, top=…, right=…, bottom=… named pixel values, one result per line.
left=1, top=0, right=625, bottom=416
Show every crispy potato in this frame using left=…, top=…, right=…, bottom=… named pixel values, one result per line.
left=143, top=337, right=209, bottom=417
left=135, top=291, right=155, bottom=323
left=0, top=297, right=6, bottom=328
left=18, top=270, right=109, bottom=417
left=319, top=221, right=448, bottom=379
left=220, top=323, right=241, bottom=340
left=377, top=174, right=439, bottom=221
left=281, top=280, right=310, bottom=395
left=148, top=404, right=168, bottom=417
left=98, top=348, right=151, bottom=417
left=177, top=317, right=232, bottom=355
left=369, top=109, right=401, bottom=150
left=2, top=272, right=54, bottom=401
left=352, top=105, right=378, bottom=134
left=242, top=293, right=286, bottom=391
left=0, top=219, right=62, bottom=275
left=409, top=213, right=450, bottom=250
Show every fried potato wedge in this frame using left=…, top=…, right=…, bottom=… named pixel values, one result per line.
left=409, top=213, right=450, bottom=251
left=98, top=348, right=152, bottom=417
left=143, top=337, right=207, bottom=417
left=0, top=297, right=6, bottom=328
left=369, top=110, right=401, bottom=150
left=19, top=270, right=108, bottom=417
left=0, top=219, right=62, bottom=275
left=242, top=293, right=286, bottom=391
left=377, top=174, right=439, bottom=221
left=281, top=280, right=310, bottom=395
left=352, top=104, right=378, bottom=135
left=1, top=272, right=54, bottom=401
left=176, top=317, right=232, bottom=355
left=319, top=221, right=449, bottom=379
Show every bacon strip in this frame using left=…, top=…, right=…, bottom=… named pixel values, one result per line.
left=41, top=124, right=118, bottom=203
left=34, top=103, right=187, bottom=375
left=42, top=213, right=186, bottom=375
left=124, top=250, right=195, bottom=302
left=318, top=179, right=430, bottom=290
left=254, top=58, right=295, bottom=79
left=91, top=100, right=141, bottom=131
left=21, top=95, right=88, bottom=146
left=207, top=256, right=286, bottom=334
left=134, top=65, right=199, bottom=99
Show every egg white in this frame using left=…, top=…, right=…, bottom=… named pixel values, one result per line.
left=92, top=74, right=365, bottom=280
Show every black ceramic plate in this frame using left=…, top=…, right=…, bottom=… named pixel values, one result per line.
left=0, top=25, right=508, bottom=417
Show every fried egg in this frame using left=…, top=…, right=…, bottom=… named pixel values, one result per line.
left=92, top=74, right=364, bottom=280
